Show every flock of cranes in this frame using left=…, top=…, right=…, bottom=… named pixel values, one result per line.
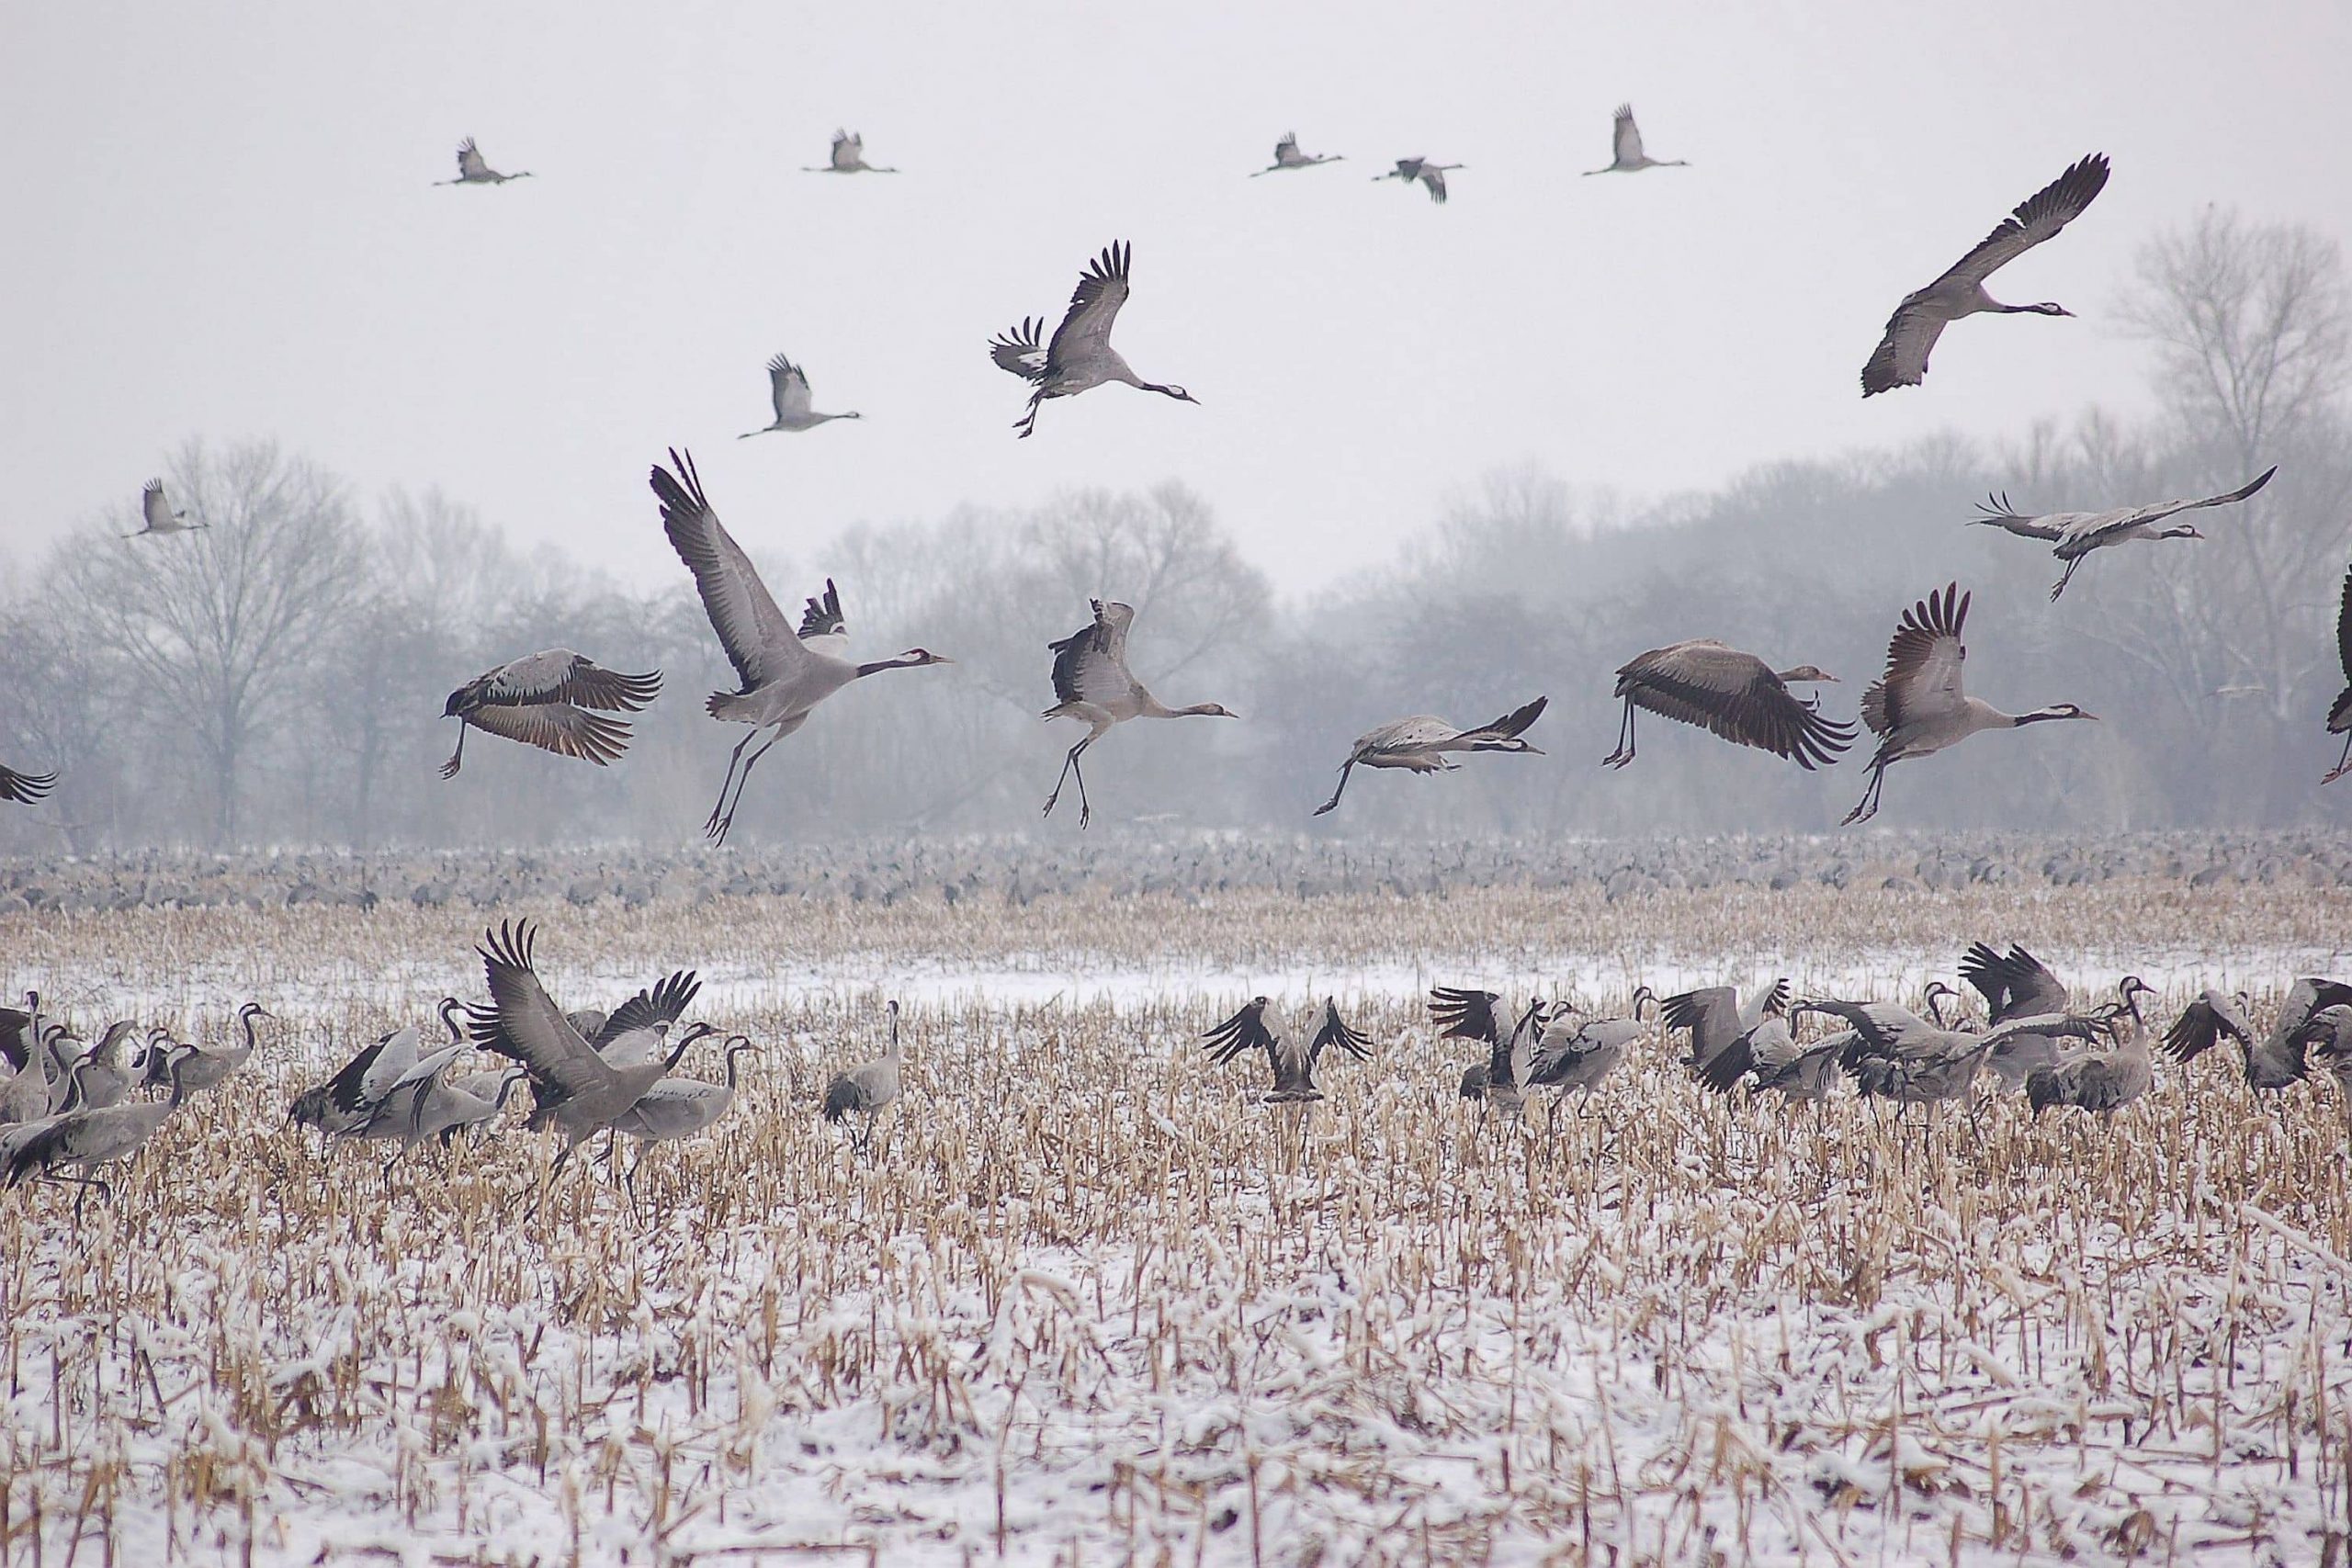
left=22, top=926, right=2345, bottom=1213
left=9, top=125, right=2351, bottom=827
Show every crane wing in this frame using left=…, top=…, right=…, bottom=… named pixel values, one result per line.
left=2109, top=466, right=2278, bottom=536
left=141, top=479, right=173, bottom=530
left=1429, top=986, right=1503, bottom=1044
left=1876, top=582, right=1969, bottom=733
left=796, top=578, right=850, bottom=660
left=1310, top=999, right=1374, bottom=1066
left=594, top=971, right=702, bottom=1049
left=1047, top=600, right=1137, bottom=708
left=456, top=139, right=491, bottom=179
left=1860, top=295, right=1951, bottom=396
left=1969, top=493, right=2064, bottom=540
left=989, top=317, right=1049, bottom=383
left=1931, top=153, right=2109, bottom=292
left=2338, top=563, right=2352, bottom=687
left=2161, top=990, right=2252, bottom=1064
left=459, top=700, right=634, bottom=766
left=1611, top=105, right=1644, bottom=166
left=1419, top=168, right=1449, bottom=204
left=1201, top=998, right=1277, bottom=1072
left=650, top=448, right=809, bottom=693
left=469, top=920, right=616, bottom=1103
left=0, top=766, right=56, bottom=805
left=1046, top=243, right=1133, bottom=371
left=469, top=649, right=661, bottom=713
left=1616, top=643, right=1853, bottom=767
left=767, top=354, right=812, bottom=420
left=831, top=130, right=859, bottom=170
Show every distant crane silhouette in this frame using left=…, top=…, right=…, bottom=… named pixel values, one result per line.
left=125, top=479, right=204, bottom=538
left=1374, top=157, right=1461, bottom=204
left=652, top=450, right=952, bottom=843
left=440, top=651, right=661, bottom=779
left=1844, top=583, right=2096, bottom=824
left=989, top=242, right=1197, bottom=438
left=436, top=138, right=532, bottom=186
left=1583, top=105, right=1687, bottom=175
left=1251, top=132, right=1342, bottom=175
left=1970, top=467, right=2276, bottom=600
left=741, top=354, right=861, bottom=436
left=806, top=131, right=895, bottom=174
left=1315, top=698, right=1546, bottom=816
left=1861, top=153, right=2109, bottom=396
left=1041, top=599, right=1237, bottom=828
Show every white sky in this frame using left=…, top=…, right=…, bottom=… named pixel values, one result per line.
left=4, top=0, right=2348, bottom=588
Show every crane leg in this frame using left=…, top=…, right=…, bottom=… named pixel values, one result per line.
left=438, top=720, right=468, bottom=781
left=1312, top=761, right=1355, bottom=817
left=54, top=1171, right=111, bottom=1222
left=1841, top=762, right=1885, bottom=826
left=2049, top=558, right=2082, bottom=602
left=704, top=728, right=761, bottom=839
left=2325, top=733, right=2352, bottom=785
left=1043, top=739, right=1093, bottom=827
left=709, top=728, right=786, bottom=845
left=1602, top=696, right=1636, bottom=768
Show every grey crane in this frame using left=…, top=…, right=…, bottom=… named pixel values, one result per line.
left=467, top=919, right=716, bottom=1196
left=1041, top=599, right=1237, bottom=829
left=1251, top=132, right=1342, bottom=176
left=353, top=1047, right=527, bottom=1186
left=1971, top=467, right=2276, bottom=601
left=289, top=998, right=469, bottom=1138
left=2326, top=564, right=2352, bottom=784
left=1662, top=980, right=1792, bottom=1092
left=440, top=650, right=661, bottom=780
left=125, top=479, right=205, bottom=538
left=611, top=1035, right=758, bottom=1143
left=822, top=999, right=903, bottom=1152
left=146, top=1002, right=270, bottom=1095
left=0, top=764, right=55, bottom=805
left=2027, top=979, right=2156, bottom=1116
left=2290, top=1005, right=2352, bottom=1126
left=1748, top=1022, right=1853, bottom=1102
left=0, top=995, right=42, bottom=1073
left=1861, top=153, right=2109, bottom=396
left=1805, top=991, right=2116, bottom=1112
left=989, top=242, right=1197, bottom=438
left=1603, top=643, right=1849, bottom=770
left=2165, top=976, right=2352, bottom=1091
left=1526, top=988, right=1655, bottom=1126
left=1843, top=583, right=2096, bottom=825
left=1583, top=105, right=1687, bottom=175
left=741, top=354, right=862, bottom=436
left=653, top=450, right=952, bottom=844
left=436, top=138, right=531, bottom=186
left=1201, top=998, right=1374, bottom=1105
left=806, top=130, right=895, bottom=174
left=4, top=1043, right=193, bottom=1212
left=65, top=1021, right=140, bottom=1112
left=1430, top=987, right=1546, bottom=1120
left=1314, top=697, right=1546, bottom=817
left=1956, top=942, right=2075, bottom=1090
left=1374, top=157, right=1461, bottom=204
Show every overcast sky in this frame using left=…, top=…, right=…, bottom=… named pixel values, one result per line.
left=5, top=0, right=2348, bottom=590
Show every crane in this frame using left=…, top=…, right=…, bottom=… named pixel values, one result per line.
left=439, top=651, right=661, bottom=779
left=1374, top=157, right=1461, bottom=204
left=1583, top=105, right=1688, bottom=175
left=740, top=355, right=861, bottom=436
left=1970, top=467, right=2276, bottom=600
left=1314, top=697, right=1546, bottom=816
left=805, top=131, right=895, bottom=174
left=989, top=242, right=1197, bottom=437
left=652, top=450, right=952, bottom=843
left=1251, top=132, right=1342, bottom=175
left=125, top=479, right=205, bottom=538
left=1603, top=642, right=1849, bottom=769
left=1041, top=599, right=1237, bottom=829
left=2027, top=979, right=2156, bottom=1117
left=1861, top=153, right=2109, bottom=396
left=1843, top=583, right=2096, bottom=825
left=822, top=1000, right=903, bottom=1153
left=2327, top=563, right=2352, bottom=784
left=1200, top=997, right=1374, bottom=1104
left=2165, top=976, right=2352, bottom=1091
left=4, top=1043, right=195, bottom=1214
left=436, top=138, right=531, bottom=186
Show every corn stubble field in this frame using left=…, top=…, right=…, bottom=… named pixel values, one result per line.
left=5, top=870, right=2352, bottom=1566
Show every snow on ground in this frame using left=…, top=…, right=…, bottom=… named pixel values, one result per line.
left=5, top=881, right=2351, bottom=1564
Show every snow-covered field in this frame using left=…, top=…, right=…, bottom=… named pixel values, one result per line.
left=5, top=874, right=2351, bottom=1564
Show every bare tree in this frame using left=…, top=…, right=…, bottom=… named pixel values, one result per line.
left=55, top=441, right=366, bottom=843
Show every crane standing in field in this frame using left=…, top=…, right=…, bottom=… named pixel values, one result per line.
left=125, top=479, right=204, bottom=538
left=989, top=242, right=1197, bottom=438
left=1843, top=583, right=2097, bottom=825
left=1251, top=132, right=1342, bottom=175
left=1374, top=157, right=1462, bottom=204
left=2326, top=564, right=2352, bottom=784
left=653, top=450, right=953, bottom=844
left=1603, top=642, right=1849, bottom=770
left=1583, top=105, right=1688, bottom=175
left=1969, top=467, right=2277, bottom=600
left=806, top=131, right=895, bottom=174
left=1315, top=697, right=1547, bottom=816
left=439, top=651, right=662, bottom=779
left=822, top=1001, right=904, bottom=1153
left=436, top=138, right=532, bottom=186
left=4, top=1043, right=194, bottom=1214
left=1040, top=599, right=1237, bottom=829
left=1200, top=997, right=1374, bottom=1105
left=1861, top=153, right=2109, bottom=396
left=739, top=355, right=861, bottom=436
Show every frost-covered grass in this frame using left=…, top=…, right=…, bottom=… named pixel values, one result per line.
left=4, top=876, right=2351, bottom=1564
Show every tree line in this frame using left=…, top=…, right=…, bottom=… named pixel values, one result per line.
left=6, top=211, right=2346, bottom=852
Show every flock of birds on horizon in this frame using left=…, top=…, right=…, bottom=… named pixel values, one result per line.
left=6, top=925, right=2352, bottom=1210
left=8, top=114, right=2352, bottom=830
